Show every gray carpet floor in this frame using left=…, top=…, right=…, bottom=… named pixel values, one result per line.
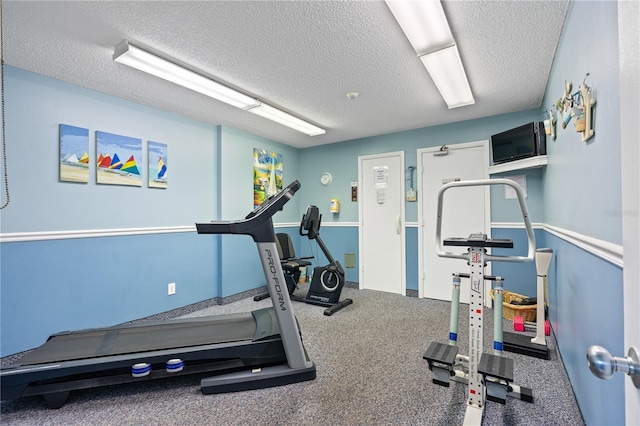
left=1, top=286, right=584, bottom=425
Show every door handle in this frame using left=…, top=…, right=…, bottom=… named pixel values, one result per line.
left=396, top=215, right=401, bottom=234
left=587, top=345, right=640, bottom=389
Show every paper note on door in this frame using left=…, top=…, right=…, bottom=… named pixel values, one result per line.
left=374, top=166, right=388, bottom=188
left=377, top=188, right=387, bottom=206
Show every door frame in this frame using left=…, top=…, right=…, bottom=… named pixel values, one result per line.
left=417, top=140, right=490, bottom=300
left=619, top=1, right=640, bottom=421
left=358, top=151, right=406, bottom=295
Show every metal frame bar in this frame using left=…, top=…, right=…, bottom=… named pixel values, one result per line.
left=435, top=178, right=535, bottom=263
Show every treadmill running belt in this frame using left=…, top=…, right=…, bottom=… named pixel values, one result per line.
left=16, top=313, right=260, bottom=366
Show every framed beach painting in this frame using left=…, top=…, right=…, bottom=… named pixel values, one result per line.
left=148, top=141, right=168, bottom=189
left=96, top=131, right=142, bottom=187
left=253, top=148, right=282, bottom=208
left=59, top=124, right=89, bottom=183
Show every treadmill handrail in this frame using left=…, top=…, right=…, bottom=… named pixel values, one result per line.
left=435, top=178, right=535, bottom=263
left=196, top=180, right=300, bottom=242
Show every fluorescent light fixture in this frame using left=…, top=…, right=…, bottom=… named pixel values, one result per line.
left=385, top=0, right=454, bottom=56
left=420, top=45, right=474, bottom=108
left=247, top=103, right=326, bottom=136
left=385, top=0, right=475, bottom=108
left=113, top=41, right=260, bottom=110
left=113, top=40, right=325, bottom=135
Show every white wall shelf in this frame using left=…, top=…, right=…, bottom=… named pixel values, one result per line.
left=489, top=155, right=548, bottom=174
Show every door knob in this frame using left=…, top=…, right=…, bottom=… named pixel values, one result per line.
left=587, top=345, right=640, bottom=389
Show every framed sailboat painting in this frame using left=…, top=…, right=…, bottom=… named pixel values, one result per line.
left=59, top=124, right=90, bottom=183
left=96, top=131, right=142, bottom=187
left=148, top=141, right=168, bottom=189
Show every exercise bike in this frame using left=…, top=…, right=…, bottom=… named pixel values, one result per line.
left=254, top=205, right=353, bottom=316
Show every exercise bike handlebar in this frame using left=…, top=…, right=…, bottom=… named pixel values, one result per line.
left=195, top=180, right=300, bottom=243
left=435, top=178, right=535, bottom=263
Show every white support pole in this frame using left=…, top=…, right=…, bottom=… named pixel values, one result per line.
left=532, top=249, right=553, bottom=346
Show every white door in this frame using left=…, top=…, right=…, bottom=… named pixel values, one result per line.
left=358, top=151, right=406, bottom=295
left=418, top=142, right=489, bottom=303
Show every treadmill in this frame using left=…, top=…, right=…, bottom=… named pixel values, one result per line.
left=0, top=180, right=316, bottom=408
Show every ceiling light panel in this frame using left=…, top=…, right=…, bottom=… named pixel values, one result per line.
left=420, top=45, right=475, bottom=108
left=113, top=40, right=325, bottom=136
left=385, top=0, right=455, bottom=56
left=113, top=41, right=260, bottom=110
left=385, top=0, right=475, bottom=108
left=248, top=103, right=326, bottom=136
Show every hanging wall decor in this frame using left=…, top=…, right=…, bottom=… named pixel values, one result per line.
left=576, top=74, right=596, bottom=142
left=59, top=124, right=90, bottom=183
left=148, top=141, right=168, bottom=189
left=556, top=80, right=576, bottom=129
left=555, top=74, right=596, bottom=142
left=544, top=106, right=557, bottom=141
left=96, top=131, right=143, bottom=187
left=253, top=148, right=283, bottom=208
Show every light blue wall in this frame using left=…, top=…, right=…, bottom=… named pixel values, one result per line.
left=542, top=232, right=624, bottom=426
left=218, top=126, right=302, bottom=297
left=0, top=66, right=219, bottom=233
left=535, top=2, right=625, bottom=424
left=0, top=66, right=222, bottom=356
left=540, top=0, right=622, bottom=245
left=490, top=228, right=544, bottom=297
left=297, top=110, right=545, bottom=294
left=298, top=109, right=541, bottom=224
left=490, top=167, right=544, bottom=224
left=1, top=233, right=216, bottom=356
left=490, top=168, right=545, bottom=297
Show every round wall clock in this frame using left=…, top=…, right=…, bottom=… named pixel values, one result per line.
left=320, top=172, right=332, bottom=186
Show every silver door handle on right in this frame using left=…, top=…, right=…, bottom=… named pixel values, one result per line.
left=587, top=345, right=640, bottom=389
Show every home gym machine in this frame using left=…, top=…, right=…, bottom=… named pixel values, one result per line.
left=254, top=205, right=352, bottom=316
left=423, top=179, right=535, bottom=425
left=0, top=180, right=315, bottom=408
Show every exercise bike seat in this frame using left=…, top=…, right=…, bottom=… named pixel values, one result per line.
left=253, top=234, right=312, bottom=301
left=276, top=233, right=313, bottom=294
left=276, top=233, right=313, bottom=268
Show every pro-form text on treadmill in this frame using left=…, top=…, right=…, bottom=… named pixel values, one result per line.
left=266, top=248, right=287, bottom=310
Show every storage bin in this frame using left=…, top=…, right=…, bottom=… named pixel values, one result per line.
left=491, top=290, right=538, bottom=322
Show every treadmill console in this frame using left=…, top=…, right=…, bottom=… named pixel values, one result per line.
left=196, top=180, right=301, bottom=242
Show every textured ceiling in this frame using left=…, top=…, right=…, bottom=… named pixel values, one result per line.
left=3, top=1, right=569, bottom=148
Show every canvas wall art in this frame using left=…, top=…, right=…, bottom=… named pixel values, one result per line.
left=253, top=148, right=282, bottom=208
left=59, top=124, right=89, bottom=183
left=96, top=131, right=142, bottom=187
left=148, top=141, right=168, bottom=189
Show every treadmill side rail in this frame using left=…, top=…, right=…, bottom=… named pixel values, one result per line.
left=200, top=363, right=316, bottom=394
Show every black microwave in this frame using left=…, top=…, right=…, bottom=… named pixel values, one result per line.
left=490, top=122, right=546, bottom=165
